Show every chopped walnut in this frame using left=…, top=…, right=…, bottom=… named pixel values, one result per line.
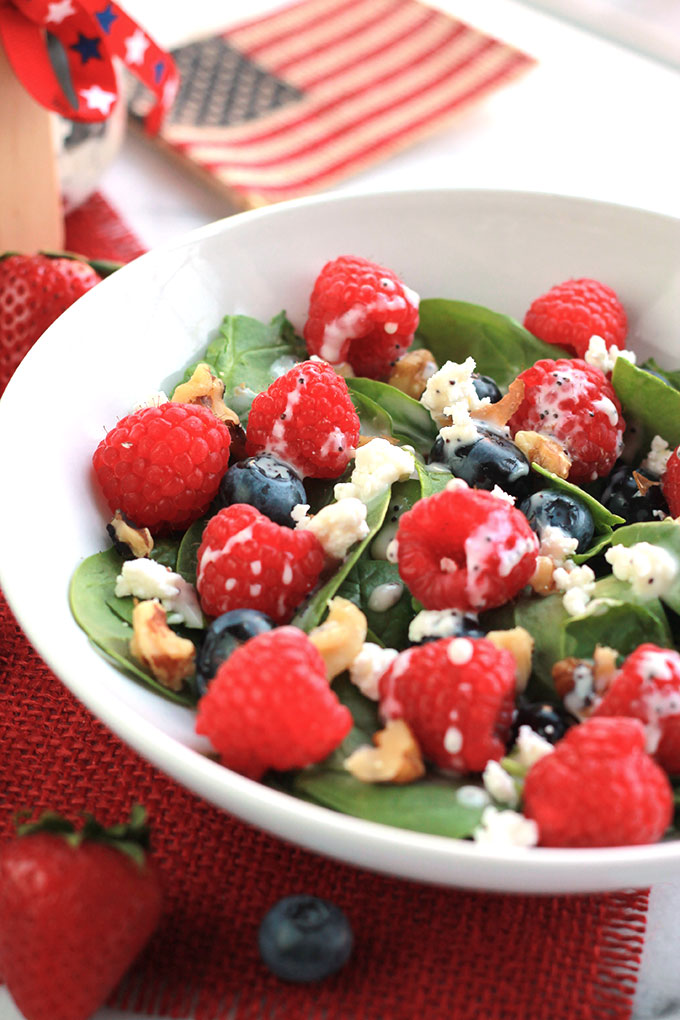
left=106, top=510, right=154, bottom=560
left=529, top=555, right=557, bottom=596
left=592, top=645, right=619, bottom=693
left=388, top=349, right=438, bottom=400
left=514, top=430, right=571, bottom=478
left=485, top=627, right=534, bottom=692
left=344, top=719, right=425, bottom=783
left=632, top=470, right=660, bottom=497
left=171, top=363, right=240, bottom=426
left=473, top=378, right=525, bottom=427
left=308, top=597, right=367, bottom=681
left=356, top=433, right=401, bottom=447
left=552, top=656, right=583, bottom=700
left=129, top=600, right=195, bottom=691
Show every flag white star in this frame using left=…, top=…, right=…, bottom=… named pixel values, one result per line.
left=46, top=0, right=76, bottom=24
left=79, top=85, right=117, bottom=115
left=124, top=29, right=149, bottom=66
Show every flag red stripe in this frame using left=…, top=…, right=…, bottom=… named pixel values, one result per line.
left=230, top=0, right=371, bottom=61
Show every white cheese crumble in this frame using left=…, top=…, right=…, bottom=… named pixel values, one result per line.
left=115, top=558, right=203, bottom=628
left=294, top=497, right=369, bottom=560
left=641, top=435, right=672, bottom=478
left=584, top=334, right=636, bottom=376
left=408, top=608, right=478, bottom=643
left=482, top=761, right=519, bottom=807
left=334, top=438, right=415, bottom=504
left=553, top=562, right=596, bottom=616
left=514, top=725, right=555, bottom=769
left=472, top=806, right=539, bottom=848
left=538, top=525, right=579, bottom=565
left=349, top=642, right=399, bottom=701
left=605, top=541, right=678, bottom=599
left=490, top=485, right=515, bottom=505
left=420, top=357, right=488, bottom=427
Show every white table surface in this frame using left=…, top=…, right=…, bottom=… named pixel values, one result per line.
left=3, top=1, right=680, bottom=1017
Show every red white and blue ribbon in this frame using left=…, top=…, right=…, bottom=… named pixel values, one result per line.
left=0, top=0, right=178, bottom=132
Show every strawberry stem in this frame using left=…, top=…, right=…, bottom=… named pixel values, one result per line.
left=14, top=805, right=152, bottom=866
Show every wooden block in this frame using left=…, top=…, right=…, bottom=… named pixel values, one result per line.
left=0, top=45, right=64, bottom=252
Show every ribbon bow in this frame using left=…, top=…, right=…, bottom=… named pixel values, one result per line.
left=0, top=0, right=178, bottom=132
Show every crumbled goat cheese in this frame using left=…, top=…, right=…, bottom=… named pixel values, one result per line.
left=514, top=725, right=555, bottom=768
left=482, top=761, right=519, bottom=807
left=605, top=541, right=678, bottom=599
left=438, top=404, right=480, bottom=447
left=584, top=334, right=636, bottom=376
left=349, top=642, right=399, bottom=700
left=334, top=438, right=415, bottom=503
left=420, top=357, right=488, bottom=427
left=538, top=525, right=579, bottom=565
left=290, top=503, right=311, bottom=524
left=553, top=562, right=596, bottom=617
left=408, top=608, right=478, bottom=643
left=641, top=435, right=672, bottom=478
left=490, top=485, right=515, bottom=505
left=295, top=497, right=369, bottom=560
left=115, top=558, right=203, bottom=628
left=473, top=806, right=538, bottom=848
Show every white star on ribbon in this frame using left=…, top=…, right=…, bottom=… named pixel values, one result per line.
left=79, top=84, right=117, bottom=115
left=46, top=0, right=76, bottom=24
left=124, top=29, right=150, bottom=66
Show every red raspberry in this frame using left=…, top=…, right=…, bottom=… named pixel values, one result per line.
left=196, top=504, right=325, bottom=623
left=662, top=445, right=680, bottom=516
left=396, top=487, right=538, bottom=612
left=378, top=637, right=516, bottom=773
left=507, top=358, right=624, bottom=483
left=93, top=402, right=231, bottom=533
left=196, top=627, right=352, bottom=779
left=592, top=644, right=680, bottom=774
left=303, top=255, right=419, bottom=379
left=523, top=278, right=627, bottom=358
left=245, top=360, right=360, bottom=479
left=523, top=717, right=672, bottom=847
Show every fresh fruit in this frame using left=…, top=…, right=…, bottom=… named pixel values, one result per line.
left=471, top=373, right=502, bottom=403
left=303, top=255, right=419, bottom=379
left=519, top=489, right=595, bottom=553
left=662, top=445, right=680, bottom=517
left=0, top=807, right=162, bottom=1020
left=396, top=486, right=539, bottom=612
left=429, top=422, right=532, bottom=500
left=593, top=644, right=680, bottom=774
left=93, top=401, right=232, bottom=533
left=602, top=464, right=668, bottom=523
left=195, top=627, right=353, bottom=778
left=523, top=277, right=627, bottom=358
left=216, top=452, right=306, bottom=527
left=379, top=636, right=516, bottom=772
left=0, top=253, right=102, bottom=393
left=245, top=359, right=360, bottom=479
left=195, top=608, right=275, bottom=696
left=523, top=717, right=673, bottom=846
left=258, top=895, right=354, bottom=983
left=507, top=358, right=625, bottom=483
left=509, top=698, right=576, bottom=746
left=196, top=504, right=325, bottom=622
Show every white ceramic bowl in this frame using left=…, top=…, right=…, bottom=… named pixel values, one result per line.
left=2, top=189, right=680, bottom=894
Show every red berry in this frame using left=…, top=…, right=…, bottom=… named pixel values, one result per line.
left=93, top=401, right=231, bottom=533
left=0, top=809, right=162, bottom=1020
left=0, top=254, right=101, bottom=393
left=245, top=359, right=360, bottom=478
left=378, top=637, right=516, bottom=772
left=593, top=644, right=680, bottom=774
left=195, top=626, right=352, bottom=778
left=396, top=487, right=538, bottom=612
left=523, top=717, right=672, bottom=847
left=523, top=277, right=627, bottom=358
left=196, top=504, right=325, bottom=623
left=303, top=255, right=419, bottom=379
left=508, top=358, right=625, bottom=483
left=662, top=445, right=680, bottom=516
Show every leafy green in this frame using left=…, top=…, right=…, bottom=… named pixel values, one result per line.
left=415, top=460, right=452, bottom=498
left=612, top=357, right=680, bottom=450
left=149, top=536, right=181, bottom=570
left=69, top=549, right=198, bottom=706
left=347, top=377, right=436, bottom=454
left=416, top=299, right=570, bottom=386
left=348, top=388, right=397, bottom=441
left=337, top=558, right=413, bottom=649
left=176, top=516, right=208, bottom=586
left=640, top=358, right=680, bottom=392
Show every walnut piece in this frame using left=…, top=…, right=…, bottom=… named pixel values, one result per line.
left=171, top=363, right=240, bottom=426
left=485, top=626, right=534, bottom=693
left=308, top=597, right=367, bottom=680
left=551, top=656, right=586, bottom=699
left=514, top=430, right=571, bottom=478
left=344, top=719, right=425, bottom=783
left=387, top=349, right=438, bottom=400
left=592, top=645, right=619, bottom=693
left=107, top=510, right=154, bottom=559
left=473, top=378, right=525, bottom=427
left=129, top=600, right=195, bottom=691
left=528, top=555, right=557, bottom=596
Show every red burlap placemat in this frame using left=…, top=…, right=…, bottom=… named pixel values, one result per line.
left=0, top=194, right=650, bottom=1020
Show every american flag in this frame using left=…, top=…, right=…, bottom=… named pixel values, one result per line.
left=130, top=0, right=534, bottom=209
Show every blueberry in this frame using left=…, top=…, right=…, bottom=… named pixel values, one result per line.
left=519, top=489, right=595, bottom=554
left=509, top=700, right=576, bottom=747
left=258, top=895, right=353, bottom=983
left=411, top=611, right=486, bottom=644
left=196, top=609, right=274, bottom=695
left=600, top=463, right=668, bottom=524
left=429, top=423, right=532, bottom=500
left=217, top=453, right=306, bottom=527
left=472, top=373, right=502, bottom=403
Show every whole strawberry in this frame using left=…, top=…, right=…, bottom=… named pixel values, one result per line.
left=0, top=254, right=102, bottom=393
left=0, top=806, right=162, bottom=1020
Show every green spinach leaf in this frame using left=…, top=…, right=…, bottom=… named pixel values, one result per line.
left=347, top=377, right=436, bottom=454
left=176, top=516, right=208, bottom=586
left=612, top=357, right=680, bottom=450
left=641, top=358, right=680, bottom=392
